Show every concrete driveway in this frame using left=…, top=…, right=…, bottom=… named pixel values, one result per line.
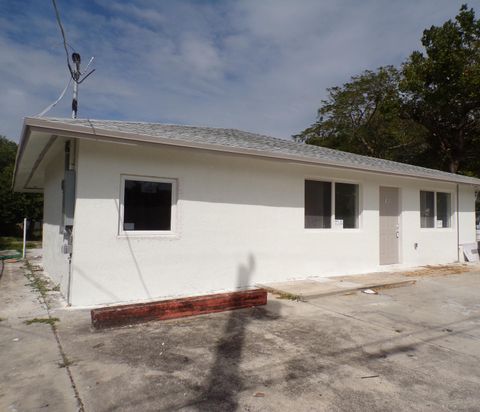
left=1, top=256, right=480, bottom=412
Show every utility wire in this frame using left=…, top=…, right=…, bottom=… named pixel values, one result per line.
left=36, top=77, right=72, bottom=117
left=50, top=0, right=95, bottom=118
left=52, top=0, right=74, bottom=79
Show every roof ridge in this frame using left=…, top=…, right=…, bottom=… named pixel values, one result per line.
left=41, top=116, right=267, bottom=136
left=27, top=117, right=480, bottom=185
left=35, top=117, right=425, bottom=168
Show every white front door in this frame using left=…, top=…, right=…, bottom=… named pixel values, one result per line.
left=379, top=187, right=400, bottom=265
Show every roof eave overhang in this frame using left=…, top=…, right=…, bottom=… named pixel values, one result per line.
left=15, top=117, right=480, bottom=189
left=12, top=120, right=33, bottom=191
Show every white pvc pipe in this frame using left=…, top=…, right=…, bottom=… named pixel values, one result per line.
left=22, top=218, right=27, bottom=259
left=72, top=81, right=78, bottom=119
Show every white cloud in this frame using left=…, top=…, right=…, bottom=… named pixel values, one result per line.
left=180, top=35, right=224, bottom=76
left=0, top=0, right=475, bottom=141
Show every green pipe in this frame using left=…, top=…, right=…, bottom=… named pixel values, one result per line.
left=0, top=251, right=22, bottom=260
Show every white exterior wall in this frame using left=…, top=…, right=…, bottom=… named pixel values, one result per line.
left=458, top=185, right=477, bottom=244
left=69, top=140, right=477, bottom=306
left=43, top=150, right=70, bottom=295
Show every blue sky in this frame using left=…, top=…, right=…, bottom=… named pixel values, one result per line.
left=1, top=0, right=478, bottom=142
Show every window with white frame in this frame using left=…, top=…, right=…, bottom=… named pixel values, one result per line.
left=305, top=180, right=332, bottom=228
left=335, top=182, right=359, bottom=229
left=305, top=180, right=359, bottom=229
left=420, top=190, right=451, bottom=228
left=120, top=176, right=176, bottom=233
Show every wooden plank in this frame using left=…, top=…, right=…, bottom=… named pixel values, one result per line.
left=91, top=288, right=267, bottom=329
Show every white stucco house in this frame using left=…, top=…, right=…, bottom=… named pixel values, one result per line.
left=13, top=117, right=480, bottom=307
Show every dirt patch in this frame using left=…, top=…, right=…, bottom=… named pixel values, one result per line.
left=372, top=280, right=416, bottom=292
left=402, top=265, right=473, bottom=278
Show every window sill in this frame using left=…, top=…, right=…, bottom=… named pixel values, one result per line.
left=419, top=228, right=454, bottom=232
left=304, top=228, right=362, bottom=233
left=117, top=231, right=180, bottom=239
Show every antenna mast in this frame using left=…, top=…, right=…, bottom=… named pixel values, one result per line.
left=71, top=53, right=80, bottom=119
left=71, top=54, right=94, bottom=119
left=51, top=0, right=95, bottom=119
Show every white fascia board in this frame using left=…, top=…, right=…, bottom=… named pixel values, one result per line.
left=20, top=117, right=480, bottom=188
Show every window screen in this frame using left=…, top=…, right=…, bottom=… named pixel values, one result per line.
left=123, top=179, right=172, bottom=231
left=436, top=192, right=451, bottom=228
left=335, top=183, right=359, bottom=229
left=420, top=190, right=434, bottom=228
left=305, top=180, right=332, bottom=228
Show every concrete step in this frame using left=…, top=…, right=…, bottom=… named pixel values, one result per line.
left=258, top=264, right=480, bottom=301
left=258, top=278, right=416, bottom=301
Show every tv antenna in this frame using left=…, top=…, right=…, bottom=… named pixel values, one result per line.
left=52, top=0, right=95, bottom=119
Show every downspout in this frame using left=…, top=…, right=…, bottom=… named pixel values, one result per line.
left=65, top=141, right=72, bottom=305
left=456, top=184, right=460, bottom=262
left=65, top=139, right=77, bottom=305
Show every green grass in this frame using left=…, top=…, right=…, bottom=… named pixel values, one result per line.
left=0, top=236, right=41, bottom=251
left=25, top=273, right=51, bottom=296
left=24, top=317, right=60, bottom=326
left=58, top=357, right=74, bottom=368
left=276, top=291, right=302, bottom=301
left=24, top=260, right=57, bottom=298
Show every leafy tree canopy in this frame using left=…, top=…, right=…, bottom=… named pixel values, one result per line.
left=0, top=135, right=17, bottom=171
left=294, top=66, right=427, bottom=165
left=401, top=4, right=480, bottom=173
left=0, top=136, right=43, bottom=235
left=296, top=4, right=480, bottom=177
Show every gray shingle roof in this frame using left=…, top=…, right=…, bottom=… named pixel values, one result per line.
left=30, top=117, right=480, bottom=185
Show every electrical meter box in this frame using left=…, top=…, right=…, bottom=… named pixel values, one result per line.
left=62, top=170, right=76, bottom=227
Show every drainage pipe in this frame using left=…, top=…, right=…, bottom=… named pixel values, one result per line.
left=22, top=217, right=27, bottom=259
left=456, top=184, right=460, bottom=262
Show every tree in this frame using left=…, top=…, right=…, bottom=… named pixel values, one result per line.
left=294, top=66, right=427, bottom=164
left=401, top=4, right=480, bottom=174
left=296, top=5, right=480, bottom=177
left=0, top=135, right=17, bottom=171
left=0, top=136, right=43, bottom=236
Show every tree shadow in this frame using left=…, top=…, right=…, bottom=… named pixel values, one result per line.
left=193, top=254, right=255, bottom=411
